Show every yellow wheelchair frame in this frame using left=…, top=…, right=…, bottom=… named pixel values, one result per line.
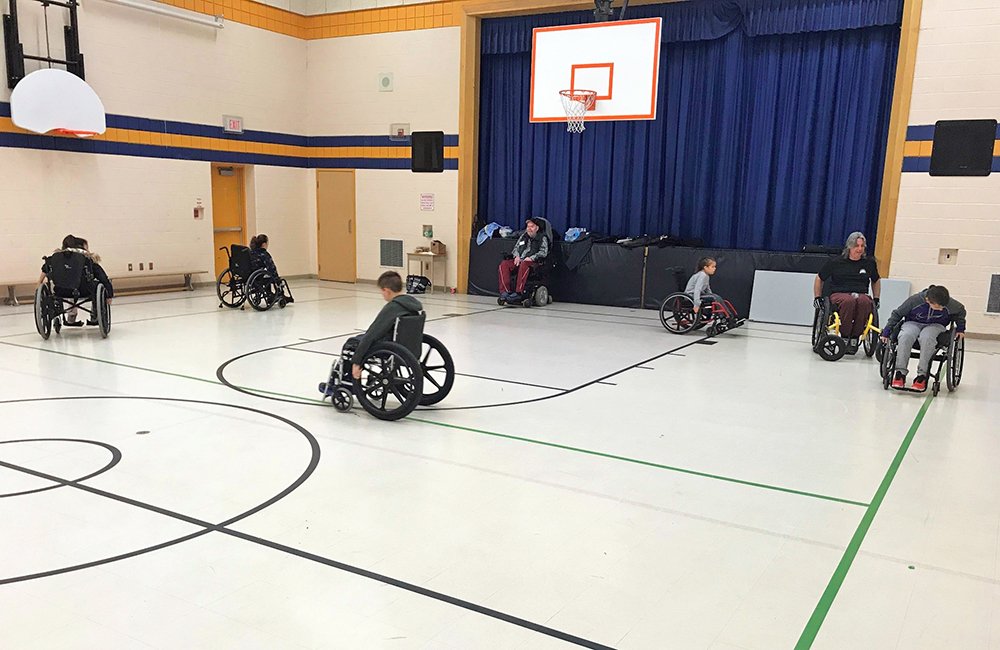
left=813, top=303, right=880, bottom=362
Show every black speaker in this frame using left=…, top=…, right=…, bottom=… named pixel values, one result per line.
left=411, top=131, right=444, bottom=173
left=929, top=119, right=996, bottom=177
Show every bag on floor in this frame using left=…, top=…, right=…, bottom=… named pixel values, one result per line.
left=406, top=275, right=431, bottom=294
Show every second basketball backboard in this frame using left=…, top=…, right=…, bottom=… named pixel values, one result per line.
left=530, top=17, right=662, bottom=123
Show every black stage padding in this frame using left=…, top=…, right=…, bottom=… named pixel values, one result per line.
left=468, top=238, right=831, bottom=316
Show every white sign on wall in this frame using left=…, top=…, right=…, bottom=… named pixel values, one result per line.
left=420, top=193, right=435, bottom=211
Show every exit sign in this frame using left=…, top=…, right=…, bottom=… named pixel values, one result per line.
left=223, top=115, right=244, bottom=134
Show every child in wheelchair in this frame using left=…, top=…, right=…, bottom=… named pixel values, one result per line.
left=684, top=257, right=743, bottom=333
left=39, top=235, right=113, bottom=326
left=249, top=234, right=294, bottom=304
left=881, top=285, right=966, bottom=391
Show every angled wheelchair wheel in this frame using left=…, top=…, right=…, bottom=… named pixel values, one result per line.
left=216, top=269, right=246, bottom=309
left=880, top=342, right=896, bottom=389
left=863, top=329, right=879, bottom=358
left=418, top=334, right=455, bottom=406
left=946, top=334, right=964, bottom=392
left=354, top=341, right=424, bottom=421
left=811, top=307, right=829, bottom=351
left=817, top=334, right=846, bottom=362
left=95, top=284, right=111, bottom=338
left=34, top=284, right=52, bottom=340
left=659, top=293, right=697, bottom=334
left=247, top=270, right=278, bottom=312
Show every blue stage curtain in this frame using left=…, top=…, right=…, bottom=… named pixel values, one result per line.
left=477, top=0, right=902, bottom=251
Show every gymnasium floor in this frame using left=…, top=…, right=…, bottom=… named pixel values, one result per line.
left=1, top=279, right=998, bottom=649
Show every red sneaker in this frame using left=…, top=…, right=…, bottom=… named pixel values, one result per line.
left=912, top=375, right=927, bottom=391
left=891, top=372, right=905, bottom=389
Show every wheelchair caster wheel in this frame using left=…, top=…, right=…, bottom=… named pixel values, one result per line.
left=817, top=334, right=847, bottom=361
left=279, top=298, right=287, bottom=308
left=932, top=382, right=940, bottom=397
left=522, top=298, right=532, bottom=308
left=332, top=387, right=353, bottom=412
left=497, top=297, right=505, bottom=306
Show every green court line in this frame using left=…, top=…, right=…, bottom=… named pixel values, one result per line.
left=3, top=339, right=867, bottom=506
left=409, top=417, right=869, bottom=507
left=794, top=391, right=935, bottom=649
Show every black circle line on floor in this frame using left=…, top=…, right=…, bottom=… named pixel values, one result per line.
left=0, top=397, right=615, bottom=649
left=0, top=438, right=122, bottom=499
left=0, top=395, right=319, bottom=585
left=216, top=318, right=715, bottom=411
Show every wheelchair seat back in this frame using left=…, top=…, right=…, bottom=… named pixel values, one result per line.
left=229, top=245, right=254, bottom=279
left=44, top=251, right=90, bottom=296
left=393, top=312, right=426, bottom=358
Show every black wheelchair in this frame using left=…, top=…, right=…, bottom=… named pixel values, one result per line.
left=877, top=323, right=964, bottom=395
left=35, top=251, right=111, bottom=339
left=811, top=295, right=880, bottom=362
left=498, top=217, right=555, bottom=308
left=216, top=245, right=289, bottom=311
left=318, top=312, right=456, bottom=421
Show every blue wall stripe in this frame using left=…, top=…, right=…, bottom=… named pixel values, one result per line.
left=905, top=125, right=935, bottom=141
left=901, top=156, right=930, bottom=172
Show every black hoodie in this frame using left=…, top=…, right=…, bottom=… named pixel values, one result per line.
left=353, top=294, right=424, bottom=360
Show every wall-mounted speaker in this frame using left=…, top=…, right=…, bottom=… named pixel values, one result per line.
left=929, top=119, right=997, bottom=177
left=411, top=131, right=444, bottom=173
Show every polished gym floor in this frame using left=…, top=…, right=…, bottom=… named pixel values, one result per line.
left=1, top=280, right=998, bottom=649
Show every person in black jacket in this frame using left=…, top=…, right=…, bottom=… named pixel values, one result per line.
left=812, top=232, right=881, bottom=351
left=498, top=217, right=549, bottom=301
left=349, top=271, right=424, bottom=379
left=39, top=235, right=113, bottom=326
left=249, top=234, right=294, bottom=303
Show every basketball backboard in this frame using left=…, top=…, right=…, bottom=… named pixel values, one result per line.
left=530, top=17, right=662, bottom=123
left=10, top=68, right=106, bottom=136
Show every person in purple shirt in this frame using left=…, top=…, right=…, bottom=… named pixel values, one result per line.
left=882, top=285, right=966, bottom=391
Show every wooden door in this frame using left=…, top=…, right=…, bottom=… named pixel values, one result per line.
left=211, top=164, right=246, bottom=277
left=316, top=170, right=357, bottom=283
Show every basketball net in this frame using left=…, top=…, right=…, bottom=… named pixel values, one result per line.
left=559, top=89, right=597, bottom=133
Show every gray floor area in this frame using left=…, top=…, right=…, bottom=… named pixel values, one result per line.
left=1, top=280, right=998, bottom=649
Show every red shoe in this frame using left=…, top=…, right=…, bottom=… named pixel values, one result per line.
left=891, top=372, right=905, bottom=389
left=912, top=375, right=927, bottom=391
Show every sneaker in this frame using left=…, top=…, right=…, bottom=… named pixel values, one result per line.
left=891, top=371, right=905, bottom=389
left=912, top=375, right=927, bottom=391
left=63, top=319, right=83, bottom=327
left=86, top=318, right=98, bottom=326
left=846, top=340, right=859, bottom=355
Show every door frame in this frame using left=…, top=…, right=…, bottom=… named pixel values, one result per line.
left=315, top=168, right=358, bottom=283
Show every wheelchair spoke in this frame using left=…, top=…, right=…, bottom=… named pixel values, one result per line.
left=424, top=373, right=442, bottom=389
left=379, top=390, right=388, bottom=410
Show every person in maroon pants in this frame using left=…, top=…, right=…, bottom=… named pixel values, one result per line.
left=812, top=231, right=881, bottom=352
left=498, top=217, right=550, bottom=301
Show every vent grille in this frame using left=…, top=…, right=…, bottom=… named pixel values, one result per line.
left=380, top=239, right=403, bottom=267
left=988, top=274, right=1000, bottom=314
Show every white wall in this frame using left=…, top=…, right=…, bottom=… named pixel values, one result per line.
left=0, top=3, right=311, bottom=285
left=891, top=0, right=1000, bottom=335
left=307, top=27, right=460, bottom=285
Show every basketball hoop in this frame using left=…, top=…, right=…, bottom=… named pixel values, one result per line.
left=559, top=89, right=598, bottom=133
left=52, top=128, right=99, bottom=138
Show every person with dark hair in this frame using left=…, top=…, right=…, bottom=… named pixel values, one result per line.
left=248, top=233, right=294, bottom=304
left=813, top=231, right=881, bottom=351
left=349, top=271, right=424, bottom=379
left=39, top=234, right=113, bottom=326
left=682, top=256, right=740, bottom=325
left=882, top=285, right=967, bottom=390
left=498, top=217, right=550, bottom=301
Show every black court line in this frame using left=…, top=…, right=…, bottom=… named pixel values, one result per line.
left=595, top=381, right=617, bottom=386
left=695, top=340, right=718, bottom=345
left=634, top=366, right=655, bottom=370
left=0, top=438, right=121, bottom=498
left=0, top=439, right=612, bottom=648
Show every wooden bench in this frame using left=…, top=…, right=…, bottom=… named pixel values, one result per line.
left=4, top=270, right=208, bottom=306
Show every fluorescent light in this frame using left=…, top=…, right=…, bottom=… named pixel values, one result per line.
left=96, top=0, right=225, bottom=29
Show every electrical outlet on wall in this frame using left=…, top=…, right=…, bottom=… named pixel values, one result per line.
left=128, top=263, right=133, bottom=271
left=139, top=263, right=144, bottom=271
left=149, top=262, right=154, bottom=270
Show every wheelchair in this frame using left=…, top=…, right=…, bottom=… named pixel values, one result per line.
left=317, top=312, right=456, bottom=421
left=811, top=295, right=880, bottom=362
left=658, top=292, right=743, bottom=336
left=216, top=245, right=288, bottom=311
left=877, top=323, right=964, bottom=395
left=35, top=251, right=111, bottom=340
left=497, top=217, right=555, bottom=308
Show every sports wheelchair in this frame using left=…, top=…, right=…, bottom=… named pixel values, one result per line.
left=811, top=296, right=879, bottom=362
left=35, top=251, right=111, bottom=339
left=498, top=217, right=555, bottom=308
left=657, top=267, right=744, bottom=336
left=318, top=312, right=456, bottom=421
left=877, top=323, right=964, bottom=395
left=216, top=245, right=289, bottom=311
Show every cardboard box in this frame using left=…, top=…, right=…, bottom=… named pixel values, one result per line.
left=431, top=240, right=447, bottom=255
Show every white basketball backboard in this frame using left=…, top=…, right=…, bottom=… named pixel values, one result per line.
left=530, top=17, right=662, bottom=123
left=10, top=69, right=107, bottom=137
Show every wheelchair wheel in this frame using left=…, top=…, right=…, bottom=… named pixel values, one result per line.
left=533, top=286, right=549, bottom=307
left=34, top=284, right=52, bottom=340
left=880, top=342, right=896, bottom=389
left=863, top=326, right=879, bottom=357
left=418, top=334, right=455, bottom=406
left=659, top=293, right=698, bottom=334
left=946, top=334, right=964, bottom=392
left=247, top=270, right=278, bottom=312
left=332, top=387, right=353, bottom=412
left=353, top=341, right=423, bottom=421
left=216, top=269, right=246, bottom=309
left=95, top=284, right=111, bottom=338
left=817, top=335, right=846, bottom=362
